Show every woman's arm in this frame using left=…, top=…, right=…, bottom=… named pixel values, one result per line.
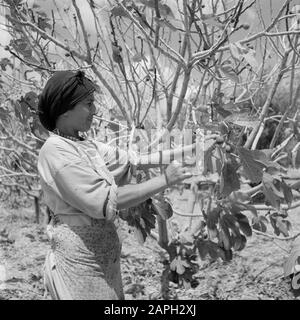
left=116, top=175, right=166, bottom=210
left=116, top=161, right=191, bottom=210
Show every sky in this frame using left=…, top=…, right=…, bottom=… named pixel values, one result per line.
left=0, top=0, right=298, bottom=58
left=0, top=0, right=299, bottom=103
left=0, top=0, right=300, bottom=53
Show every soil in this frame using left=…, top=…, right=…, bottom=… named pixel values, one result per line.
left=0, top=189, right=299, bottom=300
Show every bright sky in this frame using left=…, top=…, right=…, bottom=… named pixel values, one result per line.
left=0, top=0, right=299, bottom=72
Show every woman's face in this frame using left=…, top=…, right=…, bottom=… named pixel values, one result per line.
left=65, top=94, right=96, bottom=133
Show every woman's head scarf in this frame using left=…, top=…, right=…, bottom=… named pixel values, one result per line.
left=38, top=70, right=96, bottom=131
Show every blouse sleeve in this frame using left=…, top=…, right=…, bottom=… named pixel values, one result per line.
left=40, top=139, right=118, bottom=220
left=95, top=141, right=133, bottom=186
left=51, top=162, right=118, bottom=220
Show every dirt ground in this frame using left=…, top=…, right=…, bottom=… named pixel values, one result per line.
left=0, top=189, right=299, bottom=300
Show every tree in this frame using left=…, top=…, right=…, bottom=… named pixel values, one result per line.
left=1, top=0, right=300, bottom=295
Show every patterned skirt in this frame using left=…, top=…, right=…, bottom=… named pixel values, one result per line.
left=44, top=218, right=124, bottom=300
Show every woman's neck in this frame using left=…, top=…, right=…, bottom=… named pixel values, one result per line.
left=55, top=126, right=79, bottom=139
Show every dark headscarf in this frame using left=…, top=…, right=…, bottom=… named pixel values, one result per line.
left=38, top=70, right=96, bottom=131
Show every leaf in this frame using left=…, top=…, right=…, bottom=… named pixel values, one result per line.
left=170, top=256, right=187, bottom=275
left=236, top=147, right=265, bottom=183
left=214, top=105, right=232, bottom=118
left=0, top=58, right=13, bottom=71
left=262, top=172, right=281, bottom=210
left=137, top=0, right=174, bottom=18
left=281, top=180, right=293, bottom=208
left=159, top=4, right=175, bottom=18
left=151, top=197, right=173, bottom=220
left=37, top=17, right=52, bottom=31
left=275, top=217, right=289, bottom=237
left=219, top=228, right=231, bottom=250
left=201, top=14, right=224, bottom=28
left=155, top=17, right=177, bottom=31
left=219, top=65, right=239, bottom=83
left=207, top=241, right=226, bottom=261
left=224, top=113, right=259, bottom=128
left=134, top=226, right=146, bottom=245
left=233, top=234, right=246, bottom=251
left=0, top=106, right=10, bottom=123
left=30, top=116, right=49, bottom=141
left=243, top=50, right=259, bottom=70
left=132, top=53, right=148, bottom=63
left=24, top=91, right=39, bottom=111
left=224, top=249, right=233, bottom=261
left=229, top=43, right=242, bottom=61
left=111, top=5, right=130, bottom=17
left=234, top=212, right=252, bottom=236
left=284, top=238, right=300, bottom=277
left=220, top=161, right=240, bottom=197
left=206, top=207, right=221, bottom=229
left=222, top=213, right=240, bottom=236
left=196, top=239, right=209, bottom=260
left=252, top=216, right=268, bottom=233
left=14, top=99, right=32, bottom=125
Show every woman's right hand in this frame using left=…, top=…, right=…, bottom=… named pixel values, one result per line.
left=164, top=161, right=192, bottom=186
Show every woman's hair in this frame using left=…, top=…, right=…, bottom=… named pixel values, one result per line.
left=38, top=70, right=96, bottom=131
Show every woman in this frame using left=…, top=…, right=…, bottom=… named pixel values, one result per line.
left=37, top=70, right=194, bottom=300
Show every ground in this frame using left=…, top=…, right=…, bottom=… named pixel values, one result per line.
left=0, top=189, right=299, bottom=300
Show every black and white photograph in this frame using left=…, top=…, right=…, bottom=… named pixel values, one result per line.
left=0, top=0, right=300, bottom=304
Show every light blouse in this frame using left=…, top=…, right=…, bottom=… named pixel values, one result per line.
left=38, top=134, right=131, bottom=227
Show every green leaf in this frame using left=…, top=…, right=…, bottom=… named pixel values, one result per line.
left=236, top=147, right=265, bottom=183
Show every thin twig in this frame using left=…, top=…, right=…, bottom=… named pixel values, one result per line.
left=253, top=229, right=300, bottom=241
